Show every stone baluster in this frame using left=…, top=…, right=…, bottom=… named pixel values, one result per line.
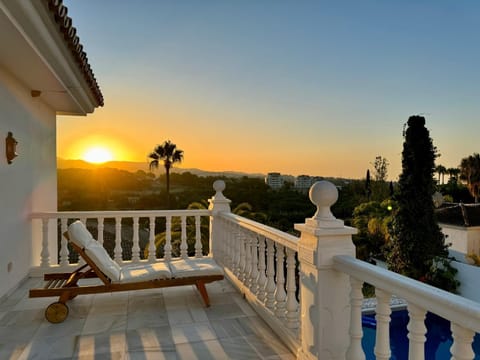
left=274, top=244, right=287, bottom=319
left=296, top=181, right=357, bottom=360
left=250, top=235, right=259, bottom=292
left=148, top=216, right=156, bottom=262
left=97, top=217, right=104, bottom=245
left=407, top=303, right=427, bottom=360
left=285, top=247, right=299, bottom=329
left=244, top=232, right=252, bottom=286
left=59, top=218, right=69, bottom=266
left=238, top=230, right=247, bottom=282
left=233, top=224, right=241, bottom=277
left=374, top=289, right=392, bottom=360
left=40, top=218, right=50, bottom=268
left=256, top=236, right=267, bottom=302
left=132, top=217, right=140, bottom=263
left=195, top=214, right=202, bottom=257
left=450, top=323, right=475, bottom=360
left=208, top=180, right=231, bottom=262
left=346, top=278, right=365, bottom=360
left=164, top=216, right=172, bottom=260
left=225, top=220, right=233, bottom=268
left=180, top=215, right=188, bottom=259
left=114, top=217, right=123, bottom=264
left=265, top=238, right=276, bottom=310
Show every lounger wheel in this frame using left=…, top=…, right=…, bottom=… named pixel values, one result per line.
left=45, top=302, right=69, bottom=323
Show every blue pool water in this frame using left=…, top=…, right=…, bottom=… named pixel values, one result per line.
left=362, top=310, right=480, bottom=360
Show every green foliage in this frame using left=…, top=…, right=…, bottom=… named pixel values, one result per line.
left=386, top=115, right=458, bottom=293
left=459, top=153, right=480, bottom=203
left=352, top=200, right=395, bottom=260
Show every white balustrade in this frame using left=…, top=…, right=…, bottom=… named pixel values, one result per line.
left=374, top=289, right=392, bottom=360
left=59, top=218, right=69, bottom=266
left=31, top=209, right=211, bottom=270
left=164, top=215, right=172, bottom=261
left=250, top=235, right=259, bottom=292
left=132, top=217, right=140, bottom=263
left=346, top=278, right=365, bottom=360
left=451, top=323, right=475, bottom=360
left=265, top=239, right=277, bottom=310
left=274, top=244, right=287, bottom=318
left=285, top=247, right=298, bottom=329
left=194, top=215, right=202, bottom=257
left=407, top=303, right=427, bottom=360
left=180, top=215, right=187, bottom=259
left=256, top=236, right=267, bottom=302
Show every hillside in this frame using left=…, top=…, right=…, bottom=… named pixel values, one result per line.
left=57, top=158, right=265, bottom=179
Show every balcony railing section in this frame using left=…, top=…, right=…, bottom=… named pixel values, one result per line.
left=30, top=210, right=210, bottom=274
left=215, top=211, right=300, bottom=353
left=334, top=255, right=480, bottom=360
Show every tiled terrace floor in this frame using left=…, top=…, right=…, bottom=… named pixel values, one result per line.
left=0, top=277, right=295, bottom=360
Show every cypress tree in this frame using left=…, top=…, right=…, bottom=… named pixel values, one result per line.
left=387, top=116, right=457, bottom=291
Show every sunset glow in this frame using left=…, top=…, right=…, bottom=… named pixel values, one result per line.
left=82, top=147, right=114, bottom=164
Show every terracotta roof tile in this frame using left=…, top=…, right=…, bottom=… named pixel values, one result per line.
left=43, top=0, right=104, bottom=107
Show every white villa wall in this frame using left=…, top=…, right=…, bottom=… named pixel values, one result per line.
left=0, top=67, right=57, bottom=298
left=441, top=223, right=480, bottom=256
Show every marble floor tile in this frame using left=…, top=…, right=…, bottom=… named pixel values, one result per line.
left=1, top=278, right=295, bottom=359
left=205, top=302, right=247, bottom=321
left=176, top=339, right=230, bottom=360
left=171, top=322, right=218, bottom=345
left=127, top=310, right=169, bottom=330
left=74, top=330, right=127, bottom=358
left=16, top=334, right=78, bottom=360
left=82, top=313, right=127, bottom=335
left=126, top=349, right=178, bottom=360
left=126, top=326, right=175, bottom=352
left=218, top=336, right=261, bottom=359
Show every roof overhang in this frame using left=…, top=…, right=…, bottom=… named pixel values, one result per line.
left=0, top=1, right=102, bottom=115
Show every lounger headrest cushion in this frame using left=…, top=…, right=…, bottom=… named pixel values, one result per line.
left=68, top=221, right=95, bottom=248
left=85, top=242, right=121, bottom=282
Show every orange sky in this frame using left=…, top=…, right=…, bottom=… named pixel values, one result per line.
left=57, top=1, right=480, bottom=180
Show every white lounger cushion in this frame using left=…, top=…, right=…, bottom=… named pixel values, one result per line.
left=85, top=242, right=122, bottom=282
left=168, top=258, right=223, bottom=278
left=68, top=220, right=95, bottom=248
left=119, top=262, right=172, bottom=283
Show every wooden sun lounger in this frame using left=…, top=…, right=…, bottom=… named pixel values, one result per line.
left=30, top=228, right=223, bottom=323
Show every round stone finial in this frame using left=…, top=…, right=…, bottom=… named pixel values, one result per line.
left=309, top=181, right=338, bottom=220
left=213, top=180, right=226, bottom=193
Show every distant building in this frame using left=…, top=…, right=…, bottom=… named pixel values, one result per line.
left=294, top=175, right=324, bottom=193
left=265, top=172, right=284, bottom=189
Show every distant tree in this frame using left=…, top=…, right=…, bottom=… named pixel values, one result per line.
left=365, top=169, right=371, bottom=201
left=459, top=153, right=480, bottom=203
left=435, top=164, right=447, bottom=185
left=148, top=140, right=184, bottom=206
left=372, top=156, right=389, bottom=182
left=447, top=167, right=460, bottom=184
left=387, top=115, right=458, bottom=292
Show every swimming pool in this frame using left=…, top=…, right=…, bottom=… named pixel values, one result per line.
left=362, top=310, right=480, bottom=359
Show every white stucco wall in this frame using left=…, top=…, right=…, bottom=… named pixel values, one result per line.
left=0, top=66, right=57, bottom=298
left=441, top=223, right=480, bottom=256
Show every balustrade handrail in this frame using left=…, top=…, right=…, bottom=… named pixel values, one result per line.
left=30, top=209, right=211, bottom=219
left=218, top=212, right=299, bottom=251
left=334, top=254, right=480, bottom=332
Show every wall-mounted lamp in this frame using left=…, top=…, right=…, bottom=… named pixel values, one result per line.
left=5, top=132, right=18, bottom=164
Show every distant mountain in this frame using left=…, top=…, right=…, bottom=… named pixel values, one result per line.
left=57, top=158, right=265, bottom=179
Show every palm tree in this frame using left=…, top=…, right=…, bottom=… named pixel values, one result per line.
left=447, top=167, right=460, bottom=183
left=435, top=164, right=447, bottom=184
left=460, top=153, right=480, bottom=203
left=148, top=140, right=184, bottom=206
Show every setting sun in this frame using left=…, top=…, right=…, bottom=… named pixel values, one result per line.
left=82, top=147, right=114, bottom=164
